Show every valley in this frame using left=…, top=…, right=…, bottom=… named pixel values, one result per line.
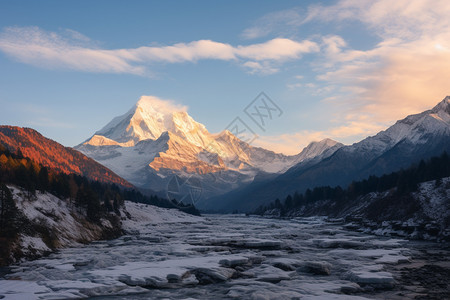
left=1, top=96, right=449, bottom=300
left=1, top=2, right=450, bottom=297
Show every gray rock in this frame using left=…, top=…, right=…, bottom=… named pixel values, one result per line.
left=219, top=257, right=248, bottom=267
left=297, top=261, right=331, bottom=275
left=345, top=270, right=395, bottom=288
left=192, top=267, right=235, bottom=284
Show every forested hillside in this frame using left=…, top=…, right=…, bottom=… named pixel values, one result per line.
left=0, top=126, right=132, bottom=188
left=256, top=152, right=450, bottom=215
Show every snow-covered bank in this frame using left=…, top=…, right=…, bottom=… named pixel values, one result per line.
left=1, top=185, right=201, bottom=266
left=1, top=185, right=123, bottom=265
left=121, top=201, right=202, bottom=233
left=0, top=199, right=206, bottom=299
left=346, top=177, right=450, bottom=241
left=262, top=177, right=450, bottom=241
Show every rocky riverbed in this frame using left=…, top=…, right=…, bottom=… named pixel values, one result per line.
left=0, top=202, right=449, bottom=299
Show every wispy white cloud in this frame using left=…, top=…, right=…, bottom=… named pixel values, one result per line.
left=236, top=38, right=318, bottom=61
left=0, top=26, right=318, bottom=76
left=241, top=8, right=304, bottom=39
left=0, top=27, right=146, bottom=75
left=242, top=61, right=279, bottom=75
left=136, top=95, right=188, bottom=114
left=303, top=0, right=450, bottom=40
left=123, top=40, right=236, bottom=63
left=63, top=28, right=92, bottom=43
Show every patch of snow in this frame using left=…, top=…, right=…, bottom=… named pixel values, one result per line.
left=416, top=176, right=450, bottom=224
left=0, top=280, right=52, bottom=300
left=121, top=201, right=202, bottom=233
left=20, top=235, right=51, bottom=255
left=345, top=269, right=395, bottom=285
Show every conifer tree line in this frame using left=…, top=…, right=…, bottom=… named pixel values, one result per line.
left=0, top=183, right=16, bottom=237
left=255, top=152, right=450, bottom=216
left=0, top=144, right=183, bottom=229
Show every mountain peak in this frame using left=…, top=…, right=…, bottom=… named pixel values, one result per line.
left=431, top=96, right=450, bottom=114
left=303, top=138, right=341, bottom=151
left=311, top=138, right=340, bottom=147
left=83, top=96, right=196, bottom=146
left=295, top=138, right=343, bottom=162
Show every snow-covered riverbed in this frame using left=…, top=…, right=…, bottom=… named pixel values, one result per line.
left=1, top=202, right=449, bottom=299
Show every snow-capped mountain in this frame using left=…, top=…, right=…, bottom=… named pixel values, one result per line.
left=342, top=96, right=450, bottom=159
left=293, top=138, right=342, bottom=163
left=209, top=96, right=450, bottom=212
left=76, top=96, right=341, bottom=199
left=86, top=96, right=211, bottom=148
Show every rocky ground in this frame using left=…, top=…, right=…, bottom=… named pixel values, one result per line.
left=381, top=242, right=450, bottom=300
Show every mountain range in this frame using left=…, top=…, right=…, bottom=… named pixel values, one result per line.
left=208, top=96, right=450, bottom=212
left=68, top=95, right=450, bottom=212
left=75, top=96, right=342, bottom=200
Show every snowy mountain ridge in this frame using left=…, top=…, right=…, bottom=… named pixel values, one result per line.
left=87, top=96, right=205, bottom=147
left=339, top=96, right=450, bottom=160
left=76, top=96, right=341, bottom=197
left=294, top=138, right=341, bottom=163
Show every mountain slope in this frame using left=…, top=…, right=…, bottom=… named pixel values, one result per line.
left=76, top=96, right=339, bottom=200
left=0, top=126, right=132, bottom=188
left=211, top=96, right=450, bottom=212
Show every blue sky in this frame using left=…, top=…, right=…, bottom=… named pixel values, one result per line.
left=1, top=0, right=449, bottom=154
